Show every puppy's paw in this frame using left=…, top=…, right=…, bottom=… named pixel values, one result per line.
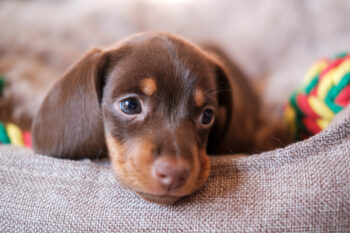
left=254, top=119, right=292, bottom=152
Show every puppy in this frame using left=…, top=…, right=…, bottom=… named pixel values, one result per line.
left=32, top=32, right=289, bottom=204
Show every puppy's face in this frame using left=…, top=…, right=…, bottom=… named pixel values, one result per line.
left=102, top=35, right=219, bottom=204
left=33, top=32, right=234, bottom=204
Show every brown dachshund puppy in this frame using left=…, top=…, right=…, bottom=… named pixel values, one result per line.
left=32, top=32, right=289, bottom=204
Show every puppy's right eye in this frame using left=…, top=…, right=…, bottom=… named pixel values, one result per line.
left=200, top=109, right=214, bottom=125
left=120, top=98, right=142, bottom=114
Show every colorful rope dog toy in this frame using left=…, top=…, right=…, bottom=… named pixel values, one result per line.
left=0, top=122, right=32, bottom=147
left=285, top=52, right=350, bottom=140
left=0, top=75, right=32, bottom=147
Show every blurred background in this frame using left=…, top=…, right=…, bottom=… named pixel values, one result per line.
left=0, top=0, right=349, bottom=124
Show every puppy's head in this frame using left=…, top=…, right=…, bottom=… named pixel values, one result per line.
left=32, top=32, right=234, bottom=204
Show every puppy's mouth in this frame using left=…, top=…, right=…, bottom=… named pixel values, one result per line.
left=137, top=192, right=182, bottom=205
left=106, top=136, right=211, bottom=205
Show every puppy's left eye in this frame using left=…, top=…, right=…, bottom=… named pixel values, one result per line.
left=200, top=109, right=214, bottom=125
left=120, top=98, right=142, bottom=114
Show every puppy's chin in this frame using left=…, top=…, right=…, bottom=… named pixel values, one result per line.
left=137, top=192, right=181, bottom=205
left=106, top=135, right=211, bottom=205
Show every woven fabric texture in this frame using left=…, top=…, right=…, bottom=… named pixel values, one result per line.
left=1, top=116, right=350, bottom=232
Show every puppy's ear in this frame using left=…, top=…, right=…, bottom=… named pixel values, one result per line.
left=207, top=59, right=291, bottom=154
left=206, top=56, right=259, bottom=154
left=206, top=63, right=235, bottom=154
left=32, top=48, right=114, bottom=159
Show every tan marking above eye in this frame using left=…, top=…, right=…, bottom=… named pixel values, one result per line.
left=141, top=78, right=157, bottom=96
left=194, top=88, right=205, bottom=107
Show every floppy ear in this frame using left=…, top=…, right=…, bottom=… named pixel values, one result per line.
left=206, top=54, right=260, bottom=154
left=207, top=59, right=292, bottom=154
left=206, top=63, right=235, bottom=154
left=32, top=48, right=113, bottom=159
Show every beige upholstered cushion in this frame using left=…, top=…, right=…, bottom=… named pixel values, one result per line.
left=1, top=116, right=350, bottom=232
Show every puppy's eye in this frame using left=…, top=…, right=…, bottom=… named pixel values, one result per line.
left=120, top=98, right=142, bottom=114
left=200, top=109, right=214, bottom=125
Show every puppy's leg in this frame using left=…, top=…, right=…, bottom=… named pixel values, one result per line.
left=253, top=116, right=292, bottom=152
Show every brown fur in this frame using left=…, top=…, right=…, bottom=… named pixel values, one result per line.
left=32, top=32, right=290, bottom=204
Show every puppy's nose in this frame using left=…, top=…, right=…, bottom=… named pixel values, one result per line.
left=152, top=157, right=190, bottom=191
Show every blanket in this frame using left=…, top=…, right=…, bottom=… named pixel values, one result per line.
left=0, top=114, right=349, bottom=232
